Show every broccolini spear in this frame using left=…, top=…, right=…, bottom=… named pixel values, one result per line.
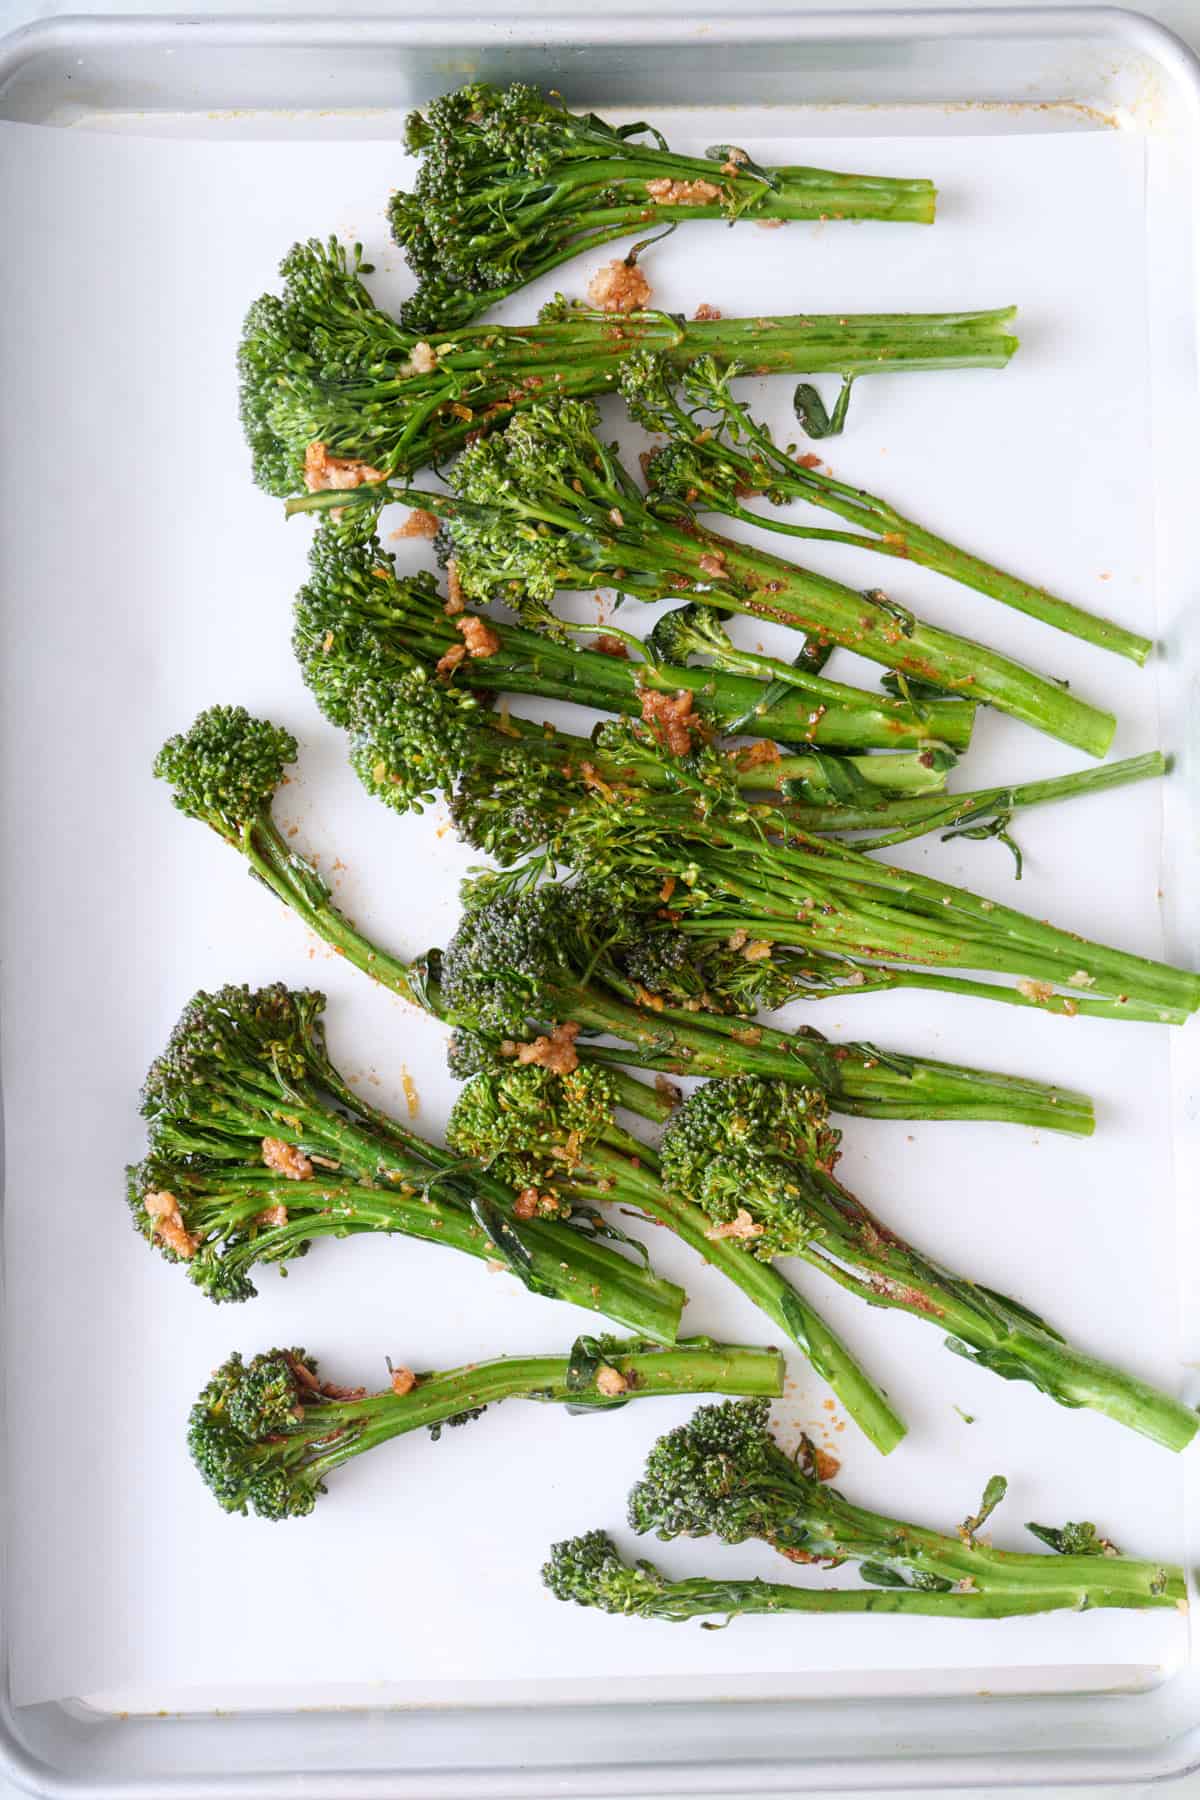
left=438, top=710, right=1198, bottom=1019
left=298, top=557, right=1161, bottom=866
left=391, top=80, right=936, bottom=332
left=128, top=982, right=684, bottom=1342
left=153, top=707, right=1106, bottom=1119
left=298, top=565, right=954, bottom=815
left=545, top=1401, right=1184, bottom=1621
left=446, top=1057, right=905, bottom=1455
left=626, top=355, right=1152, bottom=664
left=437, top=884, right=1094, bottom=1133
left=660, top=1083, right=1200, bottom=1450
left=544, top=1529, right=1183, bottom=1622
left=189, top=1336, right=784, bottom=1520
left=290, top=397, right=1115, bottom=756
left=295, top=532, right=977, bottom=753
left=243, top=238, right=1017, bottom=497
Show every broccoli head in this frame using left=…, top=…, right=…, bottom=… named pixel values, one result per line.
left=154, top=705, right=297, bottom=842
left=542, top=1529, right=679, bottom=1617
left=659, top=1077, right=842, bottom=1260
left=293, top=533, right=442, bottom=727
left=187, top=1347, right=360, bottom=1520
left=645, top=604, right=739, bottom=669
left=344, top=666, right=485, bottom=817
left=140, top=982, right=325, bottom=1128
left=446, top=1061, right=617, bottom=1202
left=627, top=1397, right=800, bottom=1545
left=126, top=1153, right=309, bottom=1304
left=237, top=236, right=407, bottom=497
left=438, top=886, right=584, bottom=1037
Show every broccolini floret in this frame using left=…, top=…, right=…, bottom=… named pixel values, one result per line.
left=659, top=1085, right=1200, bottom=1450
left=294, top=532, right=974, bottom=753
left=251, top=238, right=1018, bottom=496
left=315, top=394, right=1116, bottom=757
left=444, top=1057, right=906, bottom=1456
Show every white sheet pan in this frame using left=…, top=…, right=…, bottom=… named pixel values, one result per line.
left=2, top=6, right=1200, bottom=1794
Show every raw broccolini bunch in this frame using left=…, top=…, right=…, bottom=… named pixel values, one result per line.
left=293, top=395, right=1115, bottom=756
left=544, top=1400, right=1185, bottom=1624
left=391, top=80, right=937, bottom=331
left=624, top=353, right=1152, bottom=663
left=243, top=237, right=1017, bottom=497
left=189, top=1338, right=784, bottom=1521
left=128, top=979, right=684, bottom=1341
left=658, top=1082, right=1200, bottom=1450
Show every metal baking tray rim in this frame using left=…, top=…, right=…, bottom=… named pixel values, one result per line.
left=3, top=5, right=1200, bottom=1795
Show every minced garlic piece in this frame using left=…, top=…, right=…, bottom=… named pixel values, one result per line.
left=645, top=177, right=722, bottom=205
left=705, top=1208, right=764, bottom=1242
left=261, top=1137, right=314, bottom=1180
left=587, top=259, right=652, bottom=313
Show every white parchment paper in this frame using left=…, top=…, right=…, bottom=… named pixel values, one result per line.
left=0, top=117, right=1191, bottom=1708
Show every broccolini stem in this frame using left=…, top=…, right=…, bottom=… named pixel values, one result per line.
left=566, top=1576, right=1179, bottom=1622
left=574, top=997, right=1093, bottom=1135
left=288, top=1339, right=787, bottom=1484
left=666, top=384, right=1151, bottom=663
left=581, top=1144, right=905, bottom=1455
left=646, top=828, right=1200, bottom=1013
left=775, top=1165, right=1199, bottom=1451
left=774, top=752, right=1165, bottom=842
left=673, top=927, right=1191, bottom=1023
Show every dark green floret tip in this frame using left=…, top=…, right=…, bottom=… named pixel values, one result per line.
left=660, top=1078, right=841, bottom=1259
left=447, top=1061, right=617, bottom=1195
left=154, top=706, right=297, bottom=837
left=187, top=1347, right=329, bottom=1520
left=627, top=1398, right=786, bottom=1543
left=542, top=1529, right=673, bottom=1615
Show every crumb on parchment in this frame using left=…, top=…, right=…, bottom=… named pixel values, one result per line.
left=393, top=508, right=439, bottom=539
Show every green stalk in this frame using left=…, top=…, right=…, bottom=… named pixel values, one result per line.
left=653, top=375, right=1151, bottom=663
left=289, top=1339, right=787, bottom=1485
left=570, top=984, right=1093, bottom=1134
left=575, top=1144, right=904, bottom=1456
left=772, top=1162, right=1199, bottom=1451
left=301, top=563, right=975, bottom=751
left=633, top=822, right=1200, bottom=1013
left=309, top=460, right=1115, bottom=753
left=566, top=1577, right=1176, bottom=1621
left=674, top=925, right=1191, bottom=1024
left=772, top=752, right=1165, bottom=843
